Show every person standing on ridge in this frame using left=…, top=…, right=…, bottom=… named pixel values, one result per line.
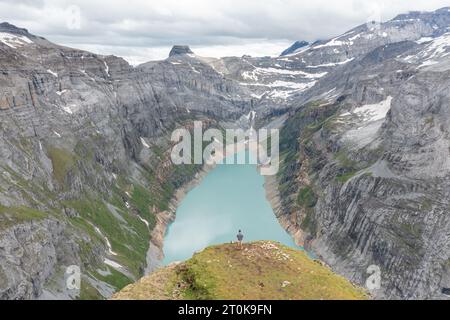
left=237, top=230, right=244, bottom=249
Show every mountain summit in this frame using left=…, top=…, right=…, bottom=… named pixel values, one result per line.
left=0, top=22, right=31, bottom=36
left=112, top=241, right=367, bottom=300
left=280, top=40, right=309, bottom=56
left=169, top=45, right=194, bottom=57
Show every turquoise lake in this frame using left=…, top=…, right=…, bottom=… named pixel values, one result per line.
left=162, top=150, right=299, bottom=265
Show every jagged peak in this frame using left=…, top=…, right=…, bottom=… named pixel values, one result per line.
left=169, top=45, right=194, bottom=57
left=0, top=22, right=31, bottom=37
left=280, top=40, right=310, bottom=56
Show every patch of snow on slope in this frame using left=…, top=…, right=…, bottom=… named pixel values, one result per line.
left=242, top=67, right=327, bottom=81
left=268, top=80, right=317, bottom=90
left=140, top=137, right=150, bottom=148
left=352, top=96, right=393, bottom=122
left=416, top=37, right=434, bottom=44
left=242, top=80, right=317, bottom=100
left=62, top=106, right=73, bottom=114
left=313, top=37, right=352, bottom=49
left=0, top=32, right=33, bottom=48
left=104, top=61, right=110, bottom=77
left=244, top=111, right=256, bottom=121
left=405, top=33, right=450, bottom=67
left=418, top=60, right=439, bottom=68
left=251, top=93, right=265, bottom=99
left=47, top=69, right=58, bottom=77
left=242, top=70, right=259, bottom=81
left=256, top=67, right=327, bottom=79
left=94, top=226, right=118, bottom=256
left=269, top=90, right=292, bottom=100
left=137, top=216, right=150, bottom=228
left=306, top=58, right=354, bottom=68
left=80, top=69, right=96, bottom=82
left=423, top=33, right=450, bottom=58
left=189, top=64, right=201, bottom=74
left=268, top=81, right=317, bottom=99
left=104, top=258, right=124, bottom=270
left=340, top=97, right=393, bottom=149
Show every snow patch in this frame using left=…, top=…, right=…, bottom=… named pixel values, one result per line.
left=0, top=32, right=33, bottom=49
left=80, top=70, right=96, bottom=82
left=242, top=67, right=326, bottom=82
left=343, top=96, right=393, bottom=123
left=340, top=97, right=393, bottom=148
left=47, top=69, right=58, bottom=77
left=137, top=216, right=150, bottom=228
left=306, top=58, right=354, bottom=68
left=242, top=70, right=259, bottom=81
left=416, top=37, right=434, bottom=44
left=313, top=37, right=353, bottom=49
left=251, top=93, right=266, bottom=99
left=140, top=137, right=150, bottom=148
left=94, top=226, right=118, bottom=256
left=104, top=61, right=110, bottom=77
left=62, top=106, right=73, bottom=114
left=403, top=33, right=450, bottom=67
left=104, top=258, right=124, bottom=270
left=244, top=111, right=256, bottom=121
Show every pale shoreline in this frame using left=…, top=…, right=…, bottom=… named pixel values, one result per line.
left=144, top=163, right=215, bottom=274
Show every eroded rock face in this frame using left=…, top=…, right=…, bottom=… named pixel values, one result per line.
left=272, top=24, right=450, bottom=298
left=0, top=22, right=251, bottom=299
left=0, top=219, right=74, bottom=299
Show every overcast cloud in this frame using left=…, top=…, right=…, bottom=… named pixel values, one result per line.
left=1, top=0, right=449, bottom=64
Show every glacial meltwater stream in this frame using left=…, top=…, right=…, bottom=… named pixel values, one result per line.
left=162, top=150, right=299, bottom=265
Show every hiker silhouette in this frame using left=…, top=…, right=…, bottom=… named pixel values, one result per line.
left=237, top=230, right=244, bottom=249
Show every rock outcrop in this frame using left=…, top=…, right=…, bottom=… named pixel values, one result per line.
left=280, top=40, right=309, bottom=56
left=169, top=45, right=194, bottom=57
left=113, top=241, right=368, bottom=300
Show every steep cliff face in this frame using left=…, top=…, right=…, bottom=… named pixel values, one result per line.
left=271, top=25, right=450, bottom=299
left=0, top=23, right=251, bottom=299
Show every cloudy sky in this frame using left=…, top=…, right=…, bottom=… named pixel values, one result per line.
left=1, top=0, right=449, bottom=64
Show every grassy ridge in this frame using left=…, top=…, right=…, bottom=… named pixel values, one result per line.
left=113, top=241, right=368, bottom=300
